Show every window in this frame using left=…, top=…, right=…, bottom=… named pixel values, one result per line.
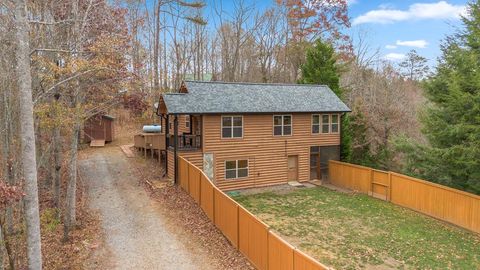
left=222, top=116, right=243, bottom=138
left=312, top=115, right=320, bottom=134
left=312, top=114, right=340, bottom=134
left=331, top=115, right=339, bottom=133
left=225, top=160, right=248, bottom=179
left=321, top=115, right=330, bottom=133
left=185, top=115, right=190, bottom=128
left=273, top=115, right=292, bottom=136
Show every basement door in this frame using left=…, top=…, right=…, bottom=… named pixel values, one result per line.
left=287, top=155, right=298, bottom=181
left=310, top=146, right=340, bottom=181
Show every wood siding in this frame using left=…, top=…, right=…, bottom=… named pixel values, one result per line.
left=167, top=149, right=203, bottom=179
left=202, top=113, right=340, bottom=190
left=167, top=115, right=190, bottom=135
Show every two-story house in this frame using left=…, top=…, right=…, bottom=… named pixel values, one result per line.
left=157, top=81, right=351, bottom=191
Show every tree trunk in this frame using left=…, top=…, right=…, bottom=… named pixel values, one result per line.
left=0, top=224, right=3, bottom=270
left=153, top=1, right=161, bottom=91
left=52, top=123, right=62, bottom=211
left=51, top=96, right=62, bottom=211
left=63, top=120, right=80, bottom=241
left=13, top=0, right=43, bottom=268
left=0, top=214, right=15, bottom=270
left=2, top=89, right=14, bottom=235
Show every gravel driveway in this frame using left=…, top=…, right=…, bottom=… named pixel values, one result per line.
left=79, top=147, right=216, bottom=270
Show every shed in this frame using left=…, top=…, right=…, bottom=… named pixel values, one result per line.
left=84, top=114, right=115, bottom=145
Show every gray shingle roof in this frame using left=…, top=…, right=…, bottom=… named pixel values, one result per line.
left=162, top=81, right=351, bottom=114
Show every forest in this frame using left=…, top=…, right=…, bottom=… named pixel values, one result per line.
left=0, top=0, right=479, bottom=269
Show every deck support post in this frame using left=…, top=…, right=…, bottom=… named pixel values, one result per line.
left=165, top=114, right=169, bottom=176
left=173, top=115, right=178, bottom=184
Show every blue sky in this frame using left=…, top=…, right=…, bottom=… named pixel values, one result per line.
left=198, top=0, right=469, bottom=66
left=347, top=0, right=468, bottom=65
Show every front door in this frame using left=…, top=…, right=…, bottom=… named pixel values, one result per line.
left=287, top=155, right=298, bottom=181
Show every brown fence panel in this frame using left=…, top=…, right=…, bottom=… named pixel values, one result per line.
left=238, top=206, right=269, bottom=270
left=268, top=231, right=294, bottom=270
left=200, top=173, right=215, bottom=221
left=179, top=156, right=334, bottom=269
left=293, top=249, right=329, bottom=270
left=214, top=188, right=239, bottom=248
left=329, top=161, right=371, bottom=193
left=390, top=173, right=480, bottom=233
left=188, top=163, right=201, bottom=203
left=371, top=170, right=389, bottom=200
left=328, top=160, right=480, bottom=234
left=178, top=158, right=189, bottom=192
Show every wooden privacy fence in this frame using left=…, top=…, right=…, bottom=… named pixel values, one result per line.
left=329, top=160, right=480, bottom=234
left=178, top=157, right=330, bottom=270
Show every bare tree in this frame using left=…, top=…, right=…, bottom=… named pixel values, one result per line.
left=13, top=0, right=43, bottom=268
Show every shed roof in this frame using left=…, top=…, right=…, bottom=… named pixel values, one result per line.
left=160, top=81, right=351, bottom=114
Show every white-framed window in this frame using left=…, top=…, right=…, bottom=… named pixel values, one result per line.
left=185, top=115, right=190, bottom=128
left=331, top=114, right=339, bottom=133
left=321, top=114, right=330, bottom=133
left=222, top=116, right=243, bottom=138
left=312, top=114, right=340, bottom=134
left=273, top=115, right=292, bottom=136
left=312, top=115, right=320, bottom=134
left=225, top=159, right=249, bottom=179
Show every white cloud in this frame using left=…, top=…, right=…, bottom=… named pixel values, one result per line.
left=352, top=1, right=467, bottom=25
left=396, top=39, right=428, bottom=48
left=385, top=45, right=397, bottom=49
left=384, top=53, right=406, bottom=61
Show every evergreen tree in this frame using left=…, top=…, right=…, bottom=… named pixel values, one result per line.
left=299, top=39, right=352, bottom=161
left=396, top=1, right=480, bottom=194
left=398, top=49, right=430, bottom=81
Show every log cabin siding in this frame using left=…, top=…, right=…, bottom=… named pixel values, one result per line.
left=167, top=149, right=203, bottom=179
left=168, top=115, right=190, bottom=134
left=202, top=113, right=340, bottom=190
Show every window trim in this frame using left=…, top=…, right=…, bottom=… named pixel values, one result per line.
left=221, top=115, right=244, bottom=139
left=273, top=114, right=293, bottom=136
left=312, top=114, right=321, bottom=134
left=185, top=115, right=190, bottom=128
left=331, top=114, right=340, bottom=134
left=312, top=114, right=341, bottom=134
left=224, top=159, right=249, bottom=180
left=321, top=114, right=330, bottom=134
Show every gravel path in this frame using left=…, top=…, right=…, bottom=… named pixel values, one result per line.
left=80, top=147, right=216, bottom=270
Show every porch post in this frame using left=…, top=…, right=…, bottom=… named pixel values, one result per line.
left=165, top=114, right=169, bottom=176
left=173, top=115, right=179, bottom=184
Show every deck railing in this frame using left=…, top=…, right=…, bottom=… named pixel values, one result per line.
left=168, top=134, right=201, bottom=150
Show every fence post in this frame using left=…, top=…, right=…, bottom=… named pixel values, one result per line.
left=387, top=172, right=392, bottom=202
left=369, top=169, right=374, bottom=197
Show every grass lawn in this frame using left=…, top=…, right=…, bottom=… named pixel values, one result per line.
left=233, top=187, right=480, bottom=270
